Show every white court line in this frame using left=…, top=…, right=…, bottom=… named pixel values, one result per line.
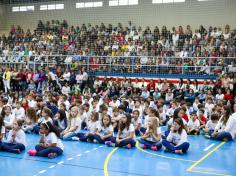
left=99, top=145, right=104, bottom=148
left=77, top=154, right=82, bottom=157
left=204, top=143, right=215, bottom=151
left=38, top=170, right=47, bottom=174
left=85, top=150, right=90, bottom=153
left=93, top=148, right=98, bottom=150
left=67, top=157, right=74, bottom=160
left=48, top=165, right=55, bottom=169
left=57, top=161, right=64, bottom=165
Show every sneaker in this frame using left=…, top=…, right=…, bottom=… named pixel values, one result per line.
left=72, top=137, right=80, bottom=141
left=48, top=153, right=57, bottom=159
left=204, top=134, right=211, bottom=139
left=126, top=144, right=131, bottom=149
left=175, top=150, right=183, bottom=154
left=93, top=139, right=98, bottom=143
left=87, top=138, right=92, bottom=142
left=140, top=144, right=147, bottom=149
left=151, top=146, right=157, bottom=151
left=28, top=149, right=37, bottom=156
left=105, top=141, right=115, bottom=147
left=163, top=147, right=170, bottom=152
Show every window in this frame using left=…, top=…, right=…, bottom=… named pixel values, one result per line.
left=152, top=0, right=185, bottom=3
left=12, top=5, right=35, bottom=12
left=109, top=0, right=138, bottom=6
left=76, top=1, right=103, bottom=8
left=40, top=4, right=64, bottom=11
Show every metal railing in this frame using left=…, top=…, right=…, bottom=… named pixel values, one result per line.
left=0, top=55, right=235, bottom=76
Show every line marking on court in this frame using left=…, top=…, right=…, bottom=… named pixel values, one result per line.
left=77, top=154, right=82, bottom=157
left=85, top=150, right=90, bottom=153
left=48, top=165, right=55, bottom=169
left=204, top=143, right=215, bottom=151
left=99, top=145, right=104, bottom=148
left=187, top=142, right=225, bottom=172
left=57, top=161, right=64, bottom=165
left=38, top=170, right=47, bottom=174
left=190, top=169, right=231, bottom=176
left=67, top=157, right=74, bottom=160
left=136, top=141, right=196, bottom=163
left=104, top=147, right=119, bottom=176
left=93, top=147, right=98, bottom=150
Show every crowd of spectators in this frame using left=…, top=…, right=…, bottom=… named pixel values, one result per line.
left=0, top=21, right=235, bottom=70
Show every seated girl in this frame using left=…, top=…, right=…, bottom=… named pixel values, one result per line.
left=78, top=114, right=113, bottom=144
left=60, top=106, right=82, bottom=140
left=106, top=113, right=136, bottom=149
left=22, top=108, right=37, bottom=133
left=206, top=106, right=236, bottom=141
left=33, top=107, right=53, bottom=134
left=73, top=112, right=100, bottom=142
left=28, top=122, right=64, bottom=158
left=131, top=110, right=142, bottom=136
left=54, top=109, right=68, bottom=132
left=0, top=119, right=26, bottom=154
left=162, top=118, right=190, bottom=154
left=138, top=117, right=162, bottom=151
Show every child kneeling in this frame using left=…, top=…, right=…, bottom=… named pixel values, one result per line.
left=28, top=122, right=64, bottom=158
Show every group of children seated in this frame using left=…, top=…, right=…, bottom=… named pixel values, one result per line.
left=0, top=92, right=236, bottom=159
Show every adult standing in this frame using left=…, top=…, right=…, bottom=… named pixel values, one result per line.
left=3, top=67, right=11, bottom=94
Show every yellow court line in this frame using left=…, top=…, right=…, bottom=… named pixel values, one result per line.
left=104, top=147, right=119, bottom=176
left=190, top=169, right=231, bottom=176
left=187, top=142, right=225, bottom=172
left=136, top=141, right=196, bottom=163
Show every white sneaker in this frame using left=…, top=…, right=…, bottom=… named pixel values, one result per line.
left=72, top=137, right=80, bottom=141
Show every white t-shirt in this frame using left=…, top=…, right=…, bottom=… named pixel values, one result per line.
left=187, top=119, right=200, bottom=130
left=4, top=114, right=15, bottom=127
left=69, top=117, right=82, bottom=133
left=167, top=129, right=188, bottom=146
left=61, top=86, right=70, bottom=95
left=205, top=120, right=217, bottom=131
left=120, top=124, right=135, bottom=139
left=13, top=107, right=25, bottom=120
left=132, top=117, right=142, bottom=128
left=145, top=127, right=162, bottom=142
left=1, top=126, right=5, bottom=134
left=28, top=100, right=37, bottom=108
left=6, top=129, right=26, bottom=146
left=87, top=121, right=100, bottom=133
left=44, top=132, right=64, bottom=150
left=100, top=124, right=113, bottom=135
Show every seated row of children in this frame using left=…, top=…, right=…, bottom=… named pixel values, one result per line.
left=0, top=94, right=236, bottom=158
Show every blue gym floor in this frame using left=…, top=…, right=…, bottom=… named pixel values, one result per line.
left=0, top=129, right=235, bottom=176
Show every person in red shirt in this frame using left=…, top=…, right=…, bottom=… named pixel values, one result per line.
left=224, top=89, right=233, bottom=101
left=198, top=108, right=207, bottom=128
left=147, top=79, right=156, bottom=96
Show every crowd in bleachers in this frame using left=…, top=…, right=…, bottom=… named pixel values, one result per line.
left=0, top=21, right=235, bottom=67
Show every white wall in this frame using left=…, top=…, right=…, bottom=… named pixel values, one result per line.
left=1, top=0, right=236, bottom=34
left=0, top=4, right=6, bottom=33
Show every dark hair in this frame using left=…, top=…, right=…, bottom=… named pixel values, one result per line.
left=91, top=112, right=99, bottom=121
left=211, top=113, right=219, bottom=121
left=16, top=119, right=24, bottom=127
left=1, top=105, right=11, bottom=117
left=26, top=108, right=37, bottom=123
left=132, top=110, right=140, bottom=116
left=56, top=109, right=67, bottom=121
left=174, top=118, right=184, bottom=134
left=0, top=115, right=4, bottom=133
left=43, top=107, right=53, bottom=118
left=42, top=122, right=60, bottom=137
left=119, top=113, right=132, bottom=132
left=173, top=108, right=181, bottom=121
left=222, top=105, right=232, bottom=125
left=102, top=114, right=111, bottom=127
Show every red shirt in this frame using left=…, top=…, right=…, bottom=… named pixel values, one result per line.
left=183, top=114, right=189, bottom=122
left=147, top=82, right=155, bottom=91
left=199, top=115, right=207, bottom=125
